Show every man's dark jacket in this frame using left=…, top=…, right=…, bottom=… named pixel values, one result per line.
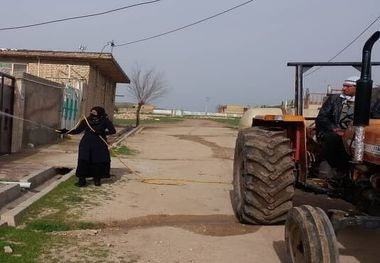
left=315, top=94, right=344, bottom=134
left=316, top=91, right=380, bottom=134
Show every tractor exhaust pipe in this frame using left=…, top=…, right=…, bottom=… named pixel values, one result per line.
left=353, top=31, right=380, bottom=162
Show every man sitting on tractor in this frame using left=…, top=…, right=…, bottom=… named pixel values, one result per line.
left=315, top=76, right=359, bottom=179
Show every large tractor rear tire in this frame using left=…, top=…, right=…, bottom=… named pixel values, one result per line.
left=232, top=127, right=295, bottom=224
left=285, top=205, right=339, bottom=263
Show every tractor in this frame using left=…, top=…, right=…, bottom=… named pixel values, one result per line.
left=231, top=31, right=380, bottom=263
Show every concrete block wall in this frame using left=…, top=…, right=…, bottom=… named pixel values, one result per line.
left=13, top=73, right=64, bottom=150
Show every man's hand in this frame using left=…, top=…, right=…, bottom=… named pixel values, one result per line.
left=333, top=128, right=345, bottom=136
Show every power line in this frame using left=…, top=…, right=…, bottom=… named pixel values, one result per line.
left=305, top=14, right=380, bottom=77
left=114, top=0, right=255, bottom=47
left=0, top=0, right=161, bottom=31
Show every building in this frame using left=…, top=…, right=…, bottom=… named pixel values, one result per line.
left=0, top=49, right=129, bottom=154
left=0, top=49, right=130, bottom=119
left=217, top=104, right=249, bottom=116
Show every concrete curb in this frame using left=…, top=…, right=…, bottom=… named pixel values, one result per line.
left=0, top=184, right=21, bottom=209
left=0, top=125, right=142, bottom=227
left=21, top=167, right=57, bottom=189
left=112, top=126, right=144, bottom=147
left=1, top=170, right=76, bottom=227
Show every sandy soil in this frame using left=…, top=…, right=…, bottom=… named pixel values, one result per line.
left=49, top=119, right=380, bottom=262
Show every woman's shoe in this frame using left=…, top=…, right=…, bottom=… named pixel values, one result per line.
left=75, top=178, right=87, bottom=187
left=94, top=179, right=101, bottom=186
left=75, top=181, right=87, bottom=187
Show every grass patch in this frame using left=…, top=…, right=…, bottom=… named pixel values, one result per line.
left=0, top=173, right=115, bottom=262
left=27, top=220, right=70, bottom=232
left=25, top=219, right=98, bottom=232
left=0, top=224, right=105, bottom=263
left=19, top=175, right=104, bottom=230
left=0, top=227, right=53, bottom=263
left=144, top=115, right=184, bottom=124
left=209, top=117, right=241, bottom=128
left=21, top=176, right=83, bottom=223
left=115, top=115, right=184, bottom=127
left=77, top=221, right=98, bottom=230
left=63, top=194, right=84, bottom=203
left=110, top=145, right=135, bottom=156
left=115, top=115, right=240, bottom=128
left=114, top=118, right=136, bottom=126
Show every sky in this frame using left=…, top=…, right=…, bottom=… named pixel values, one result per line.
left=1, top=0, right=380, bottom=112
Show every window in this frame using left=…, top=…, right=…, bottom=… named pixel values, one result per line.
left=0, top=62, right=27, bottom=75
left=13, top=63, right=27, bottom=74
left=0, top=63, right=12, bottom=75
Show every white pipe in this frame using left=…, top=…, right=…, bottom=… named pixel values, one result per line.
left=0, top=181, right=32, bottom=189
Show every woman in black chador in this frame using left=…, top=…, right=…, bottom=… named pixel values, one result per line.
left=58, top=106, right=116, bottom=187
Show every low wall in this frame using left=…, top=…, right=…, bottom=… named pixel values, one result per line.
left=13, top=73, right=64, bottom=151
left=153, top=109, right=242, bottom=118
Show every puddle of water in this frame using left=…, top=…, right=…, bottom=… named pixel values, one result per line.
left=109, top=214, right=260, bottom=237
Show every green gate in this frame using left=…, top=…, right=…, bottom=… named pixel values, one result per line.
left=62, top=85, right=81, bottom=129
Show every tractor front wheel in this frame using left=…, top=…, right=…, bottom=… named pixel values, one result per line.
left=285, top=205, right=339, bottom=263
left=232, top=127, right=295, bottom=224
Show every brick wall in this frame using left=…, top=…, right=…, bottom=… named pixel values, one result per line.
left=28, top=62, right=116, bottom=120
left=28, top=63, right=90, bottom=84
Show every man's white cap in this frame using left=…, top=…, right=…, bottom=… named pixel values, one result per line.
left=343, top=76, right=360, bottom=86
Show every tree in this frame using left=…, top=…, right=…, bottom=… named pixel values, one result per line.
left=128, top=64, right=168, bottom=126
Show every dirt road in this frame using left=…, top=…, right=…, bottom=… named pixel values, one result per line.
left=75, top=119, right=379, bottom=263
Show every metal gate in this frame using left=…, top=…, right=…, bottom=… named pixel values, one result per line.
left=62, top=85, right=81, bottom=129
left=0, top=73, right=15, bottom=155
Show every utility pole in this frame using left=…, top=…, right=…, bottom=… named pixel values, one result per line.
left=205, top=96, right=210, bottom=116
left=110, top=40, right=115, bottom=53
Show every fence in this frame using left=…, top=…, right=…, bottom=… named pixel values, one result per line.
left=152, top=109, right=241, bottom=118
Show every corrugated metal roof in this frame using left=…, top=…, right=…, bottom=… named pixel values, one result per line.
left=0, top=49, right=130, bottom=83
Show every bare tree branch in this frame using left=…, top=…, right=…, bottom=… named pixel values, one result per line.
left=127, top=63, right=168, bottom=126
